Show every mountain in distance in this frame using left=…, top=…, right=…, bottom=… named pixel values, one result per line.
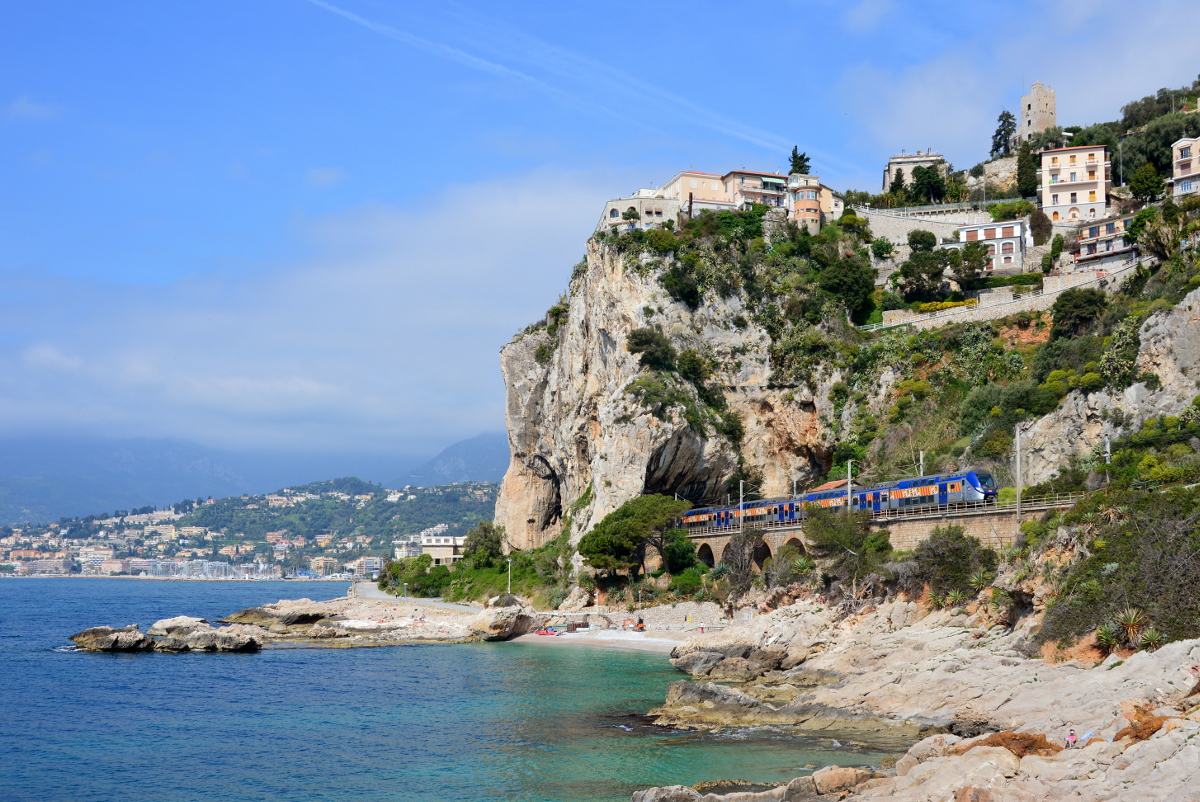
left=394, top=432, right=510, bottom=488
left=0, top=436, right=423, bottom=525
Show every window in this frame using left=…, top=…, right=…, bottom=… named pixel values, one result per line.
left=1003, top=256, right=1013, bottom=263
left=1106, top=222, right=1115, bottom=234
left=1053, top=211, right=1060, bottom=221
left=1089, top=208, right=1096, bottom=218
left=1070, top=193, right=1077, bottom=203
left=1070, top=172, right=1077, bottom=182
left=1070, top=155, right=1077, bottom=165
left=609, top=209, right=619, bottom=218
left=1001, top=242, right=1014, bottom=253
left=807, top=190, right=817, bottom=200
left=984, top=228, right=996, bottom=239
left=965, top=229, right=979, bottom=241
left=987, top=244, right=996, bottom=255
left=690, top=179, right=697, bottom=188
left=1182, top=147, right=1192, bottom=158
left=1002, top=226, right=1014, bottom=237
left=1052, top=194, right=1059, bottom=205
left=1088, top=170, right=1096, bottom=180
left=1089, top=191, right=1096, bottom=202
left=1089, top=226, right=1100, bottom=238
left=1182, top=180, right=1194, bottom=193
left=1052, top=157, right=1059, bottom=166
left=1182, top=163, right=1193, bottom=175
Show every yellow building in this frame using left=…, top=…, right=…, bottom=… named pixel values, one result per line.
left=1038, top=145, right=1109, bottom=223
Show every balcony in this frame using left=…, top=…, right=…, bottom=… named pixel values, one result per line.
left=739, top=185, right=785, bottom=196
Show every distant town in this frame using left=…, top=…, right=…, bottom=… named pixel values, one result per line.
left=0, top=477, right=496, bottom=580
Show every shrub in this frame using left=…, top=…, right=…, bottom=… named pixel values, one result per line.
left=880, top=291, right=907, bottom=311
left=534, top=341, right=554, bottom=365
left=1050, top=287, right=1107, bottom=340
left=1029, top=210, right=1052, bottom=246
left=913, top=525, right=998, bottom=595
left=643, top=228, right=678, bottom=255
left=1041, top=253, right=1054, bottom=273
left=626, top=327, right=676, bottom=370
left=668, top=568, right=704, bottom=595
left=907, top=230, right=937, bottom=253
left=918, top=299, right=979, bottom=313
left=1050, top=234, right=1064, bottom=259
left=988, top=199, right=1036, bottom=222
left=871, top=237, right=895, bottom=259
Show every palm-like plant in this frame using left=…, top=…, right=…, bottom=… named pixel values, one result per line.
left=946, top=588, right=970, bottom=607
left=1116, top=607, right=1147, bottom=647
left=1140, top=628, right=1164, bottom=651
left=989, top=587, right=1012, bottom=613
left=969, top=571, right=992, bottom=592
left=1094, top=622, right=1119, bottom=653
left=793, top=555, right=816, bottom=576
left=928, top=592, right=946, bottom=610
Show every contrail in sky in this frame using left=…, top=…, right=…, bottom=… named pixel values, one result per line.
left=304, top=0, right=644, bottom=129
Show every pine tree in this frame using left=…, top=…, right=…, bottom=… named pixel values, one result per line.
left=1129, top=163, right=1164, bottom=201
left=992, top=110, right=1017, bottom=157
left=888, top=167, right=906, bottom=196
left=1017, top=141, right=1037, bottom=198
left=789, top=147, right=811, bottom=175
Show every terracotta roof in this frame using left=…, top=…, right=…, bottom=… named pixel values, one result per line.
left=809, top=479, right=852, bottom=492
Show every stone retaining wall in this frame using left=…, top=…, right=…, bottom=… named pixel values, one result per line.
left=872, top=260, right=1139, bottom=332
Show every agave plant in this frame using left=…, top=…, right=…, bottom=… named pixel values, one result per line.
left=1116, top=607, right=1147, bottom=647
left=793, top=555, right=817, bottom=576
left=928, top=592, right=947, bottom=610
left=1140, top=628, right=1164, bottom=652
left=988, top=587, right=1012, bottom=613
left=1094, top=622, right=1120, bottom=653
left=969, top=571, right=992, bottom=592
left=946, top=588, right=970, bottom=607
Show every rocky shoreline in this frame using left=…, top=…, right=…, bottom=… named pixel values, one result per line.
left=68, top=592, right=550, bottom=653
left=633, top=596, right=1200, bottom=801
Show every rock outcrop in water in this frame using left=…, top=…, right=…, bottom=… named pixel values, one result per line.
left=69, top=621, right=262, bottom=653
left=494, top=239, right=843, bottom=550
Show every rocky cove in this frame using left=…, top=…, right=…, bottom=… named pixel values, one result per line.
left=630, top=592, right=1200, bottom=801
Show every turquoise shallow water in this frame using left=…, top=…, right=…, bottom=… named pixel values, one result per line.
left=0, top=579, right=900, bottom=802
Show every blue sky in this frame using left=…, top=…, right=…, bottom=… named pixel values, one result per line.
left=1, top=0, right=1196, bottom=466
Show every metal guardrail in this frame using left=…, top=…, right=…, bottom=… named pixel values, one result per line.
left=683, top=493, right=1083, bottom=537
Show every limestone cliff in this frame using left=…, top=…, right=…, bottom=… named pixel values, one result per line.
left=494, top=240, right=843, bottom=550
left=1024, top=286, right=1200, bottom=484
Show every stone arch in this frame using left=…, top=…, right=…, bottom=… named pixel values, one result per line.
left=696, top=543, right=715, bottom=567
left=752, top=541, right=772, bottom=572
left=1068, top=207, right=1080, bottom=221
left=609, top=208, right=619, bottom=218
left=783, top=537, right=807, bottom=555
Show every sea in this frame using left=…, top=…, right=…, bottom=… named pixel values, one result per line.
left=0, top=579, right=901, bottom=802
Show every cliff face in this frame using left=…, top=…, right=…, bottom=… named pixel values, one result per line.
left=1024, top=286, right=1200, bottom=485
left=494, top=241, right=840, bottom=550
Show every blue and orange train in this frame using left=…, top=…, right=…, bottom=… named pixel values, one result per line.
left=681, top=470, right=998, bottom=532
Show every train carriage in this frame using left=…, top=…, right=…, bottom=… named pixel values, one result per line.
left=679, top=470, right=997, bottom=533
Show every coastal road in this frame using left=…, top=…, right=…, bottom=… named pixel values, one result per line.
left=353, top=581, right=479, bottom=612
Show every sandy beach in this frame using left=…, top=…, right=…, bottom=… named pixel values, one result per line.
left=511, top=628, right=688, bottom=654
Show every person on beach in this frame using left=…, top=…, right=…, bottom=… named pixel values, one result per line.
left=1065, top=729, right=1077, bottom=748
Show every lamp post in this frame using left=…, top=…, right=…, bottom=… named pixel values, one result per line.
left=507, top=558, right=512, bottom=595
left=403, top=582, right=408, bottom=598
left=846, top=460, right=853, bottom=511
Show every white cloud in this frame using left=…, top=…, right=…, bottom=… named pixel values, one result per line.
left=835, top=0, right=1200, bottom=176
left=21, top=345, right=82, bottom=371
left=843, top=0, right=894, bottom=33
left=305, top=167, right=348, bottom=188
left=5, top=94, right=59, bottom=120
left=0, top=168, right=634, bottom=455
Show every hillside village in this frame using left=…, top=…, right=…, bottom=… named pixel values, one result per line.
left=0, top=478, right=496, bottom=579
left=601, top=80, right=1198, bottom=291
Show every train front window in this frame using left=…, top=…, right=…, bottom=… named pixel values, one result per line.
left=977, top=473, right=997, bottom=489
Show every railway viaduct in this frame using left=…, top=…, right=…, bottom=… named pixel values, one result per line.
left=688, top=496, right=1078, bottom=569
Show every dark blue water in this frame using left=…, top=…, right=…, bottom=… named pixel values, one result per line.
left=0, top=579, right=897, bottom=801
